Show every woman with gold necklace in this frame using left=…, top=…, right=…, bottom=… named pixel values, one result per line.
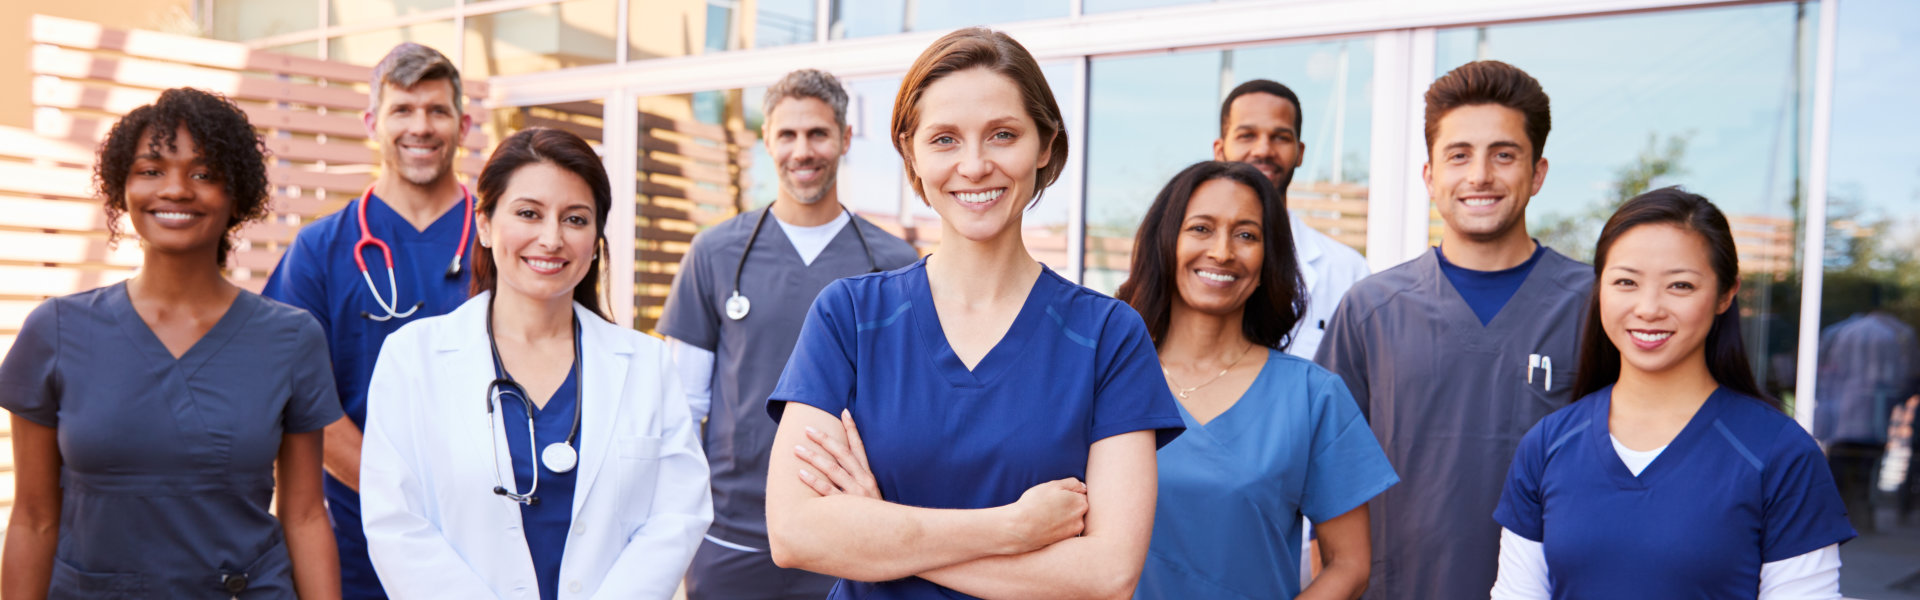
left=1116, top=161, right=1398, bottom=600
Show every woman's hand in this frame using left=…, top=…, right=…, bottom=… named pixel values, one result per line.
left=999, top=478, right=1089, bottom=555
left=795, top=409, right=881, bottom=499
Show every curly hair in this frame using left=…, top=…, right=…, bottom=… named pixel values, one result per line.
left=94, top=87, right=271, bottom=266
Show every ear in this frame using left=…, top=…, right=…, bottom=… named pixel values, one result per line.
left=474, top=209, right=494, bottom=249
left=1292, top=140, right=1306, bottom=168
left=363, top=111, right=378, bottom=138
left=1529, top=156, right=1549, bottom=197
left=1717, top=277, right=1742, bottom=315
left=1212, top=138, right=1228, bottom=162
left=1421, top=160, right=1435, bottom=197
left=1036, top=132, right=1056, bottom=170
left=457, top=112, right=474, bottom=145
left=839, top=124, right=853, bottom=156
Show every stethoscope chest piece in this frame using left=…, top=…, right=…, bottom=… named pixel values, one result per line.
left=725, top=292, right=751, bottom=321
left=541, top=442, right=578, bottom=473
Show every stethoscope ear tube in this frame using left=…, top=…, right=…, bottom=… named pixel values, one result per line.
left=726, top=207, right=883, bottom=321
left=356, top=184, right=475, bottom=321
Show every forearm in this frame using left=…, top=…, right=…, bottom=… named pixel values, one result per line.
left=769, top=494, right=1015, bottom=581
left=322, top=419, right=363, bottom=491
left=1299, top=505, right=1370, bottom=600
left=918, top=534, right=1139, bottom=600
left=283, top=506, right=341, bottom=599
left=1296, top=556, right=1366, bottom=600
left=1, top=512, right=58, bottom=600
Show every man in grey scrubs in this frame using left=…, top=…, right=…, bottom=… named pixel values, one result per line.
left=1212, top=79, right=1370, bottom=359
left=1314, top=60, right=1592, bottom=600
left=660, top=68, right=919, bottom=600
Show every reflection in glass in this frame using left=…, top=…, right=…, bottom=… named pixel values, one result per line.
left=1082, top=0, right=1208, bottom=15
left=631, top=0, right=815, bottom=58
left=1435, top=3, right=1813, bottom=400
left=331, top=0, right=454, bottom=27
left=1818, top=0, right=1920, bottom=529
left=212, top=0, right=318, bottom=42
left=464, top=0, right=618, bottom=78
left=829, top=0, right=1066, bottom=40
left=330, top=23, right=459, bottom=68
left=1084, top=39, right=1372, bottom=293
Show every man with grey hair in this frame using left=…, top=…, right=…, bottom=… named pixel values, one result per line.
left=660, top=68, right=917, bottom=599
left=263, top=42, right=475, bottom=599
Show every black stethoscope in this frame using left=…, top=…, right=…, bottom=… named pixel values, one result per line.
left=725, top=207, right=879, bottom=320
left=483, top=301, right=582, bottom=506
left=355, top=184, right=475, bottom=321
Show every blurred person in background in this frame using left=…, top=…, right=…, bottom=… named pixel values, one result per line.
left=1813, top=284, right=1920, bottom=534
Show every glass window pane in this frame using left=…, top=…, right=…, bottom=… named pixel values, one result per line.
left=1083, top=38, right=1373, bottom=293
left=465, top=0, right=618, bottom=78
left=269, top=42, right=320, bottom=59
left=331, top=0, right=455, bottom=28
left=212, top=0, right=318, bottom=42
left=329, top=22, right=458, bottom=68
left=632, top=0, right=815, bottom=58
left=829, top=0, right=1066, bottom=40
left=1818, top=0, right=1920, bottom=451
left=1435, top=4, right=1814, bottom=399
left=1082, top=0, right=1208, bottom=15
left=754, top=0, right=818, bottom=48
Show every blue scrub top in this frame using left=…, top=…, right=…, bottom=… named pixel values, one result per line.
left=0, top=284, right=343, bottom=597
left=1137, top=350, right=1396, bottom=600
left=1494, top=386, right=1857, bottom=598
left=768, top=259, right=1186, bottom=600
left=262, top=191, right=472, bottom=599
left=497, top=362, right=580, bottom=600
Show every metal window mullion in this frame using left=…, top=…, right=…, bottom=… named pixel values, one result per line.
left=1067, top=55, right=1089, bottom=284
left=604, top=91, right=641, bottom=327
left=1792, top=0, right=1839, bottom=430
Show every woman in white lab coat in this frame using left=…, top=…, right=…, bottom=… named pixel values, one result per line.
left=360, top=127, right=711, bottom=600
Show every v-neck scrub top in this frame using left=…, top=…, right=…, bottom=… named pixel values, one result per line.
left=766, top=259, right=1186, bottom=600
left=498, top=363, right=581, bottom=600
left=1137, top=350, right=1397, bottom=600
left=262, top=191, right=473, bottom=598
left=0, top=283, right=344, bottom=598
left=1314, top=246, right=1592, bottom=600
left=1494, top=387, right=1856, bottom=598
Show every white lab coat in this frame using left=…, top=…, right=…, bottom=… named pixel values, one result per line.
left=361, top=292, right=712, bottom=600
left=1285, top=214, right=1370, bottom=360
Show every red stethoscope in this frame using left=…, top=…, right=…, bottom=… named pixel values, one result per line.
left=354, top=184, right=474, bottom=321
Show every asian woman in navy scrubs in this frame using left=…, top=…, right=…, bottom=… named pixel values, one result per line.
left=762, top=27, right=1186, bottom=600
left=0, top=88, right=343, bottom=598
left=359, top=128, right=709, bottom=600
left=1492, top=188, right=1856, bottom=599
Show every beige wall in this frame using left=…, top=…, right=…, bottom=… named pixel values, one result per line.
left=1, top=0, right=194, bottom=129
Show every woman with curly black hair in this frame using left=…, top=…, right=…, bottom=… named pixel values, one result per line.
left=0, top=87, right=344, bottom=598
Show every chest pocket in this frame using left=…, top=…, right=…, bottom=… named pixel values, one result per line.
left=617, top=434, right=665, bottom=523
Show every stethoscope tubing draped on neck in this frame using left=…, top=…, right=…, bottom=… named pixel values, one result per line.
left=484, top=299, right=583, bottom=506
left=355, top=184, right=475, bottom=321
left=725, top=206, right=880, bottom=321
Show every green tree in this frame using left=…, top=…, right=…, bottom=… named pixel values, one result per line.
left=1535, top=133, right=1690, bottom=262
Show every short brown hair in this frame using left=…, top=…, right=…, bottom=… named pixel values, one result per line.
left=370, top=42, right=464, bottom=115
left=890, top=27, right=1068, bottom=207
left=1423, top=60, right=1550, bottom=159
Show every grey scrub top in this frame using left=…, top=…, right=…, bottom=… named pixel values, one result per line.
left=1314, top=246, right=1590, bottom=600
left=0, top=283, right=343, bottom=599
left=658, top=208, right=919, bottom=549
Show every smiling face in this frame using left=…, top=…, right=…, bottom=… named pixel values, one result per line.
left=475, top=162, right=599, bottom=304
left=1424, top=103, right=1548, bottom=245
left=1599, top=223, right=1738, bottom=379
left=765, top=96, right=850, bottom=206
left=124, top=124, right=233, bottom=261
left=367, top=78, right=469, bottom=188
left=906, top=67, right=1052, bottom=244
left=1213, top=92, right=1303, bottom=190
left=1172, top=178, right=1265, bottom=317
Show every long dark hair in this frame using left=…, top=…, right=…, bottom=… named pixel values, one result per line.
left=1571, top=187, right=1772, bottom=407
left=1115, top=161, right=1306, bottom=349
left=469, top=127, right=612, bottom=321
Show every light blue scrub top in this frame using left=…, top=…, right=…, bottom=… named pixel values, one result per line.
left=1137, top=350, right=1397, bottom=600
left=0, top=284, right=343, bottom=598
left=262, top=192, right=472, bottom=599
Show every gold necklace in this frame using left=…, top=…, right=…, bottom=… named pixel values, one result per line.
left=1160, top=342, right=1255, bottom=400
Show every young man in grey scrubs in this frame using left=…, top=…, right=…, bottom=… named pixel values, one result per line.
left=1314, top=61, right=1592, bottom=600
left=659, top=68, right=919, bottom=599
left=1212, top=79, right=1370, bottom=359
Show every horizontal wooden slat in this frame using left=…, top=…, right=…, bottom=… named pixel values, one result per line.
left=638, top=202, right=690, bottom=221
left=38, top=107, right=488, bottom=154
left=1289, top=197, right=1368, bottom=215
left=263, top=136, right=372, bottom=165
left=269, top=164, right=370, bottom=192
left=0, top=126, right=95, bottom=165
left=230, top=248, right=283, bottom=272
left=1300, top=216, right=1367, bottom=233
left=0, top=230, right=142, bottom=267
left=0, top=301, right=38, bottom=331
left=522, top=115, right=604, bottom=144
left=638, top=227, right=695, bottom=244
left=640, top=113, right=728, bottom=143
left=642, top=161, right=732, bottom=185
left=641, top=137, right=731, bottom=164
left=639, top=180, right=733, bottom=207
left=0, top=265, right=135, bottom=297
left=0, top=162, right=91, bottom=200
left=0, top=195, right=108, bottom=233
left=540, top=101, right=605, bottom=118
left=33, top=45, right=366, bottom=111
left=636, top=271, right=677, bottom=286
left=32, top=14, right=373, bottom=83
left=270, top=194, right=349, bottom=218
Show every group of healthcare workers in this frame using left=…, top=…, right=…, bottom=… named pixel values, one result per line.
left=0, top=23, right=1861, bottom=600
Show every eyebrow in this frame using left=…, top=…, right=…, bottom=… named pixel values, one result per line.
left=1607, top=266, right=1703, bottom=275
left=922, top=116, right=1024, bottom=132
left=1232, top=124, right=1296, bottom=135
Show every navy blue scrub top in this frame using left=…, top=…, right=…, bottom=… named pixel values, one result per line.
left=0, top=283, right=344, bottom=598
left=496, top=362, right=580, bottom=600
left=262, top=191, right=471, bottom=598
left=768, top=259, right=1186, bottom=600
